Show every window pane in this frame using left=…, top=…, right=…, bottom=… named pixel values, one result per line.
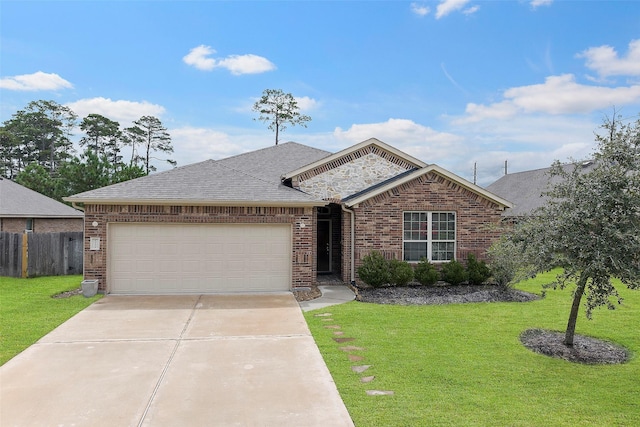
left=404, top=242, right=427, bottom=262
left=404, top=213, right=411, bottom=221
left=432, top=242, right=454, bottom=261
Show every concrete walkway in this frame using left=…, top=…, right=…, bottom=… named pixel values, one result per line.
left=0, top=294, right=354, bottom=427
left=299, top=285, right=356, bottom=312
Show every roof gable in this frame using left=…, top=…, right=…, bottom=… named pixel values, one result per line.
left=343, top=165, right=513, bottom=209
left=283, top=138, right=426, bottom=201
left=0, top=178, right=84, bottom=218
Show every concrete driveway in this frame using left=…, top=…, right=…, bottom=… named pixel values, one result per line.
left=0, top=294, right=354, bottom=427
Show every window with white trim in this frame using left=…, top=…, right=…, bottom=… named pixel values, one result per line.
left=403, top=212, right=456, bottom=262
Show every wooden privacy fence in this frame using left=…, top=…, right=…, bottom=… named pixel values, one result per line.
left=0, top=231, right=83, bottom=278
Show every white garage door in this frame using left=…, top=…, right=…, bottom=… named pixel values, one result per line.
left=108, top=223, right=291, bottom=294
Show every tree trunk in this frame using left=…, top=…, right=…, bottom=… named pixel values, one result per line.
left=564, top=275, right=587, bottom=346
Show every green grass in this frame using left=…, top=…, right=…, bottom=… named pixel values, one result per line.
left=0, top=275, right=102, bottom=365
left=305, top=270, right=640, bottom=426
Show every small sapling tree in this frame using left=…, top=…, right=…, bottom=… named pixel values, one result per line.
left=503, top=113, right=640, bottom=346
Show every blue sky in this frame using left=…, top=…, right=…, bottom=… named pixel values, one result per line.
left=2, top=0, right=639, bottom=185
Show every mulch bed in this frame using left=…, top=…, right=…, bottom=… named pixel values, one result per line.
left=520, top=328, right=630, bottom=364
left=355, top=284, right=541, bottom=305
left=52, top=287, right=82, bottom=299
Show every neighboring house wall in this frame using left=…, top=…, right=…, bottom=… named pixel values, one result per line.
left=82, top=204, right=315, bottom=292
left=348, top=172, right=504, bottom=284
left=0, top=218, right=83, bottom=233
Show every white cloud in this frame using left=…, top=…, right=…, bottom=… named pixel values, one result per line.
left=295, top=96, right=319, bottom=111
left=463, top=5, right=480, bottom=15
left=182, top=45, right=217, bottom=71
left=169, top=127, right=244, bottom=164
left=66, top=97, right=166, bottom=123
left=530, top=0, right=553, bottom=8
left=410, top=3, right=430, bottom=17
left=458, top=74, right=640, bottom=122
left=183, top=45, right=276, bottom=75
left=333, top=118, right=464, bottom=164
left=578, top=39, right=640, bottom=78
left=217, top=54, right=276, bottom=75
left=0, top=71, right=73, bottom=91
left=436, top=0, right=476, bottom=19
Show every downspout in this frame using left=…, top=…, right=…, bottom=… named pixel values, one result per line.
left=341, top=204, right=356, bottom=285
left=70, top=202, right=85, bottom=212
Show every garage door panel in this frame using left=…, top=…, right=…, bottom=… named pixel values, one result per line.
left=109, top=223, right=291, bottom=294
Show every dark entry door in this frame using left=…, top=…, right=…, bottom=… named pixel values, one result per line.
left=317, top=220, right=332, bottom=273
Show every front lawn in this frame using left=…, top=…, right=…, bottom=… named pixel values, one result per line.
left=305, top=270, right=640, bottom=426
left=0, top=275, right=102, bottom=365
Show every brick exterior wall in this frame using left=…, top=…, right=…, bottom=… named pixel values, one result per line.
left=82, top=204, right=315, bottom=293
left=346, top=171, right=505, bottom=285
left=0, top=217, right=83, bottom=233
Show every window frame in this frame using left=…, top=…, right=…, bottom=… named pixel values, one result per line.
left=402, top=211, right=456, bottom=263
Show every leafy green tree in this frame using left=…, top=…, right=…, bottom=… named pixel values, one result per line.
left=0, top=127, right=20, bottom=178
left=252, top=89, right=311, bottom=145
left=55, top=151, right=146, bottom=198
left=2, top=100, right=76, bottom=175
left=15, top=163, right=58, bottom=199
left=503, top=114, right=640, bottom=346
left=79, top=114, right=122, bottom=164
left=128, top=116, right=176, bottom=173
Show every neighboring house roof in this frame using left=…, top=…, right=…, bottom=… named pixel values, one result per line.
left=64, top=142, right=331, bottom=207
left=0, top=177, right=84, bottom=218
left=486, top=160, right=597, bottom=217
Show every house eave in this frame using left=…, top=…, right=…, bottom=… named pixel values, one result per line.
left=62, top=197, right=326, bottom=208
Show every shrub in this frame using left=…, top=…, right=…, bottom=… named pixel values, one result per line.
left=388, top=259, right=414, bottom=286
left=414, top=258, right=439, bottom=286
left=466, top=253, right=491, bottom=285
left=487, top=236, right=530, bottom=289
left=440, top=260, right=468, bottom=285
left=357, top=251, right=390, bottom=287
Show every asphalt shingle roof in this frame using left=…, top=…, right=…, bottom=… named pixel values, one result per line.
left=0, top=178, right=84, bottom=218
left=65, top=142, right=332, bottom=205
left=486, top=161, right=597, bottom=217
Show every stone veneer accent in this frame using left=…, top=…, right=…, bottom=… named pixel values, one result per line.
left=299, top=153, right=411, bottom=200
left=343, top=171, right=505, bottom=285
left=82, top=204, right=315, bottom=293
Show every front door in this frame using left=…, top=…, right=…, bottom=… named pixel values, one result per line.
left=317, top=219, right=332, bottom=273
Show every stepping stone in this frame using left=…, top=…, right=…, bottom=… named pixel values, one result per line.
left=321, top=318, right=334, bottom=322
left=333, top=337, right=355, bottom=343
left=333, top=331, right=345, bottom=336
left=351, top=365, right=371, bottom=373
left=315, top=313, right=332, bottom=317
left=340, top=346, right=364, bottom=352
left=360, top=376, right=375, bottom=383
left=324, top=325, right=341, bottom=329
left=366, top=390, right=394, bottom=396
left=348, top=354, right=364, bottom=362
